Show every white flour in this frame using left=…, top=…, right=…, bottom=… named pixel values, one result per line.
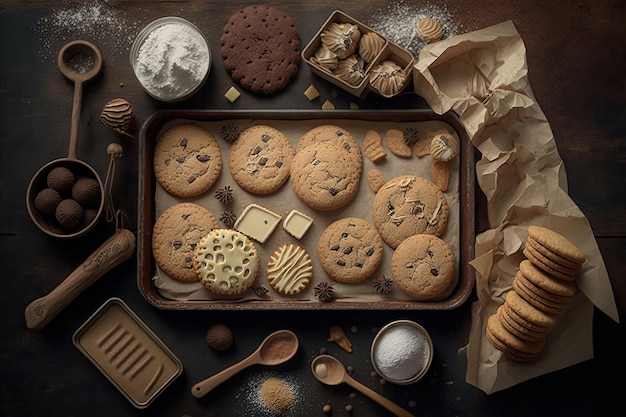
left=133, top=22, right=209, bottom=99
left=366, top=0, right=466, bottom=57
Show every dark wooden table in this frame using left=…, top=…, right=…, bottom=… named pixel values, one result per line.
left=1, top=1, right=624, bottom=416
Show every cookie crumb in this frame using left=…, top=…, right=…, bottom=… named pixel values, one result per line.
left=225, top=86, right=241, bottom=103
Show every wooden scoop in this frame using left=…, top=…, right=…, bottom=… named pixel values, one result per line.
left=191, top=329, right=299, bottom=398
left=311, top=354, right=415, bottom=417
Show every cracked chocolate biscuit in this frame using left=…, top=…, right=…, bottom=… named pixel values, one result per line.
left=317, top=217, right=383, bottom=283
left=290, top=142, right=361, bottom=211
left=372, top=174, right=448, bottom=248
left=391, top=234, right=455, bottom=300
left=152, top=202, right=219, bottom=282
left=153, top=124, right=222, bottom=198
left=228, top=125, right=294, bottom=194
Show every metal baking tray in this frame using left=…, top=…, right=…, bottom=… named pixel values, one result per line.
left=72, top=298, right=183, bottom=408
left=138, top=109, right=475, bottom=310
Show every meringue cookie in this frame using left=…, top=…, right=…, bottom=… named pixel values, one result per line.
left=320, top=22, right=361, bottom=59
left=358, top=31, right=385, bottom=63
left=415, top=17, right=444, bottom=43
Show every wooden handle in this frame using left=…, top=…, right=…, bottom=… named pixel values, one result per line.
left=25, top=229, right=136, bottom=330
left=67, top=80, right=83, bottom=160
left=191, top=352, right=258, bottom=398
left=345, top=376, right=415, bottom=417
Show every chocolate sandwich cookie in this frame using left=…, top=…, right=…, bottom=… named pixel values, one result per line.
left=220, top=5, right=301, bottom=95
left=152, top=202, right=219, bottom=282
left=153, top=124, right=222, bottom=198
left=290, top=142, right=361, bottom=211
left=228, top=125, right=294, bottom=194
left=372, top=175, right=448, bottom=248
left=317, top=217, right=383, bottom=283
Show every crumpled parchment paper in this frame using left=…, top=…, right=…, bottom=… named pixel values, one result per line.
left=412, top=20, right=619, bottom=394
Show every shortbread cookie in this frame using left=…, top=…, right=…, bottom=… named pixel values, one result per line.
left=518, top=259, right=576, bottom=298
left=372, top=175, right=448, bottom=248
left=504, top=290, right=557, bottom=328
left=413, top=137, right=431, bottom=157
left=296, top=125, right=362, bottom=167
left=523, top=241, right=581, bottom=274
left=503, top=303, right=553, bottom=334
left=512, top=276, right=569, bottom=315
left=220, top=5, right=300, bottom=95
left=524, top=248, right=578, bottom=281
left=497, top=305, right=547, bottom=342
left=194, top=229, right=259, bottom=295
left=527, top=225, right=586, bottom=265
left=391, top=234, right=455, bottom=300
left=152, top=202, right=219, bottom=282
left=153, top=124, right=222, bottom=198
left=267, top=244, right=313, bottom=295
left=363, top=129, right=387, bottom=162
left=317, top=217, right=383, bottom=283
left=290, top=142, right=361, bottom=211
left=526, top=237, right=581, bottom=270
left=228, top=125, right=294, bottom=194
left=486, top=313, right=545, bottom=362
left=366, top=169, right=386, bottom=192
left=386, top=128, right=412, bottom=158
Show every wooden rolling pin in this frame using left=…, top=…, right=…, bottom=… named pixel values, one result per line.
left=25, top=228, right=135, bottom=330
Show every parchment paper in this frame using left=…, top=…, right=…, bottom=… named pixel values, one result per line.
left=412, top=20, right=619, bottom=394
left=152, top=118, right=461, bottom=304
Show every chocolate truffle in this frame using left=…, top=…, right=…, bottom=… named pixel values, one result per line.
left=205, top=324, right=234, bottom=351
left=34, top=188, right=61, bottom=214
left=55, top=199, right=84, bottom=230
left=72, top=177, right=101, bottom=206
left=47, top=166, right=75, bottom=194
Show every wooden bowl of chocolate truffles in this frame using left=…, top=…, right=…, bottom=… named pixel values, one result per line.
left=26, top=161, right=104, bottom=239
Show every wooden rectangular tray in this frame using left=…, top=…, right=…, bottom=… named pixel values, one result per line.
left=137, top=109, right=475, bottom=310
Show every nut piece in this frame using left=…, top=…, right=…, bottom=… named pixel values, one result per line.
left=415, top=17, right=444, bottom=43
left=327, top=325, right=353, bottom=352
left=358, top=31, right=385, bottom=63
left=320, top=22, right=361, bottom=59
left=430, top=132, right=458, bottom=162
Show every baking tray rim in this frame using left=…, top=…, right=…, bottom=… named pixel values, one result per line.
left=137, top=109, right=475, bottom=310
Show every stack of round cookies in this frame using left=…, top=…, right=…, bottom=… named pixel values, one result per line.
left=486, top=225, right=586, bottom=361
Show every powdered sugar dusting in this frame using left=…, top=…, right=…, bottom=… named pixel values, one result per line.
left=366, top=0, right=466, bottom=57
left=34, top=0, right=140, bottom=63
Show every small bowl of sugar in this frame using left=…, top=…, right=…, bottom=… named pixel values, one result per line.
left=130, top=17, right=211, bottom=102
left=370, top=320, right=433, bottom=385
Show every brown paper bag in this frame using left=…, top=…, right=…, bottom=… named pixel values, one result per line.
left=412, top=20, right=618, bottom=393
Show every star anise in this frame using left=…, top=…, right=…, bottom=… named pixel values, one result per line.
left=314, top=281, right=335, bottom=302
left=221, top=122, right=240, bottom=143
left=220, top=210, right=237, bottom=228
left=403, top=127, right=421, bottom=146
left=214, top=185, right=234, bottom=204
left=373, top=274, right=393, bottom=294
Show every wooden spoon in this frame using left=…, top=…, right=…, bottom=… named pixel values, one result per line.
left=191, top=329, right=299, bottom=398
left=311, top=354, right=415, bottom=417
